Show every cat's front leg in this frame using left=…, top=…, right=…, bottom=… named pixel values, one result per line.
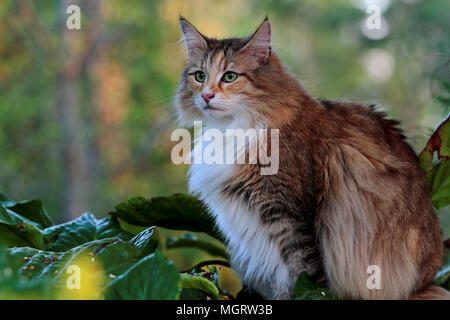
left=257, top=208, right=324, bottom=298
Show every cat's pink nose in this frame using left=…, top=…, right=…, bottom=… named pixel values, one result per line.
left=201, top=92, right=215, bottom=103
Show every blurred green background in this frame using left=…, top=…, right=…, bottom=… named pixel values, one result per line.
left=0, top=0, right=449, bottom=294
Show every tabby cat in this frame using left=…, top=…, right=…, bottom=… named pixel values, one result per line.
left=174, top=17, right=449, bottom=300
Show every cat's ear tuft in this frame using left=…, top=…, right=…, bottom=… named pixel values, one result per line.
left=179, top=17, right=207, bottom=60
left=238, top=18, right=272, bottom=68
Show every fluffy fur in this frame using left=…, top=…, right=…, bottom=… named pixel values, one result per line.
left=174, top=17, right=448, bottom=300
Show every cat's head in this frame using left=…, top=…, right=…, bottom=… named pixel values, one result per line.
left=175, top=17, right=289, bottom=127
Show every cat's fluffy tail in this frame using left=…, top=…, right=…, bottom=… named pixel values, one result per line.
left=410, top=285, right=450, bottom=300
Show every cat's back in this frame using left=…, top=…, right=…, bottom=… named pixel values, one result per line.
left=302, top=99, right=443, bottom=298
left=314, top=99, right=419, bottom=165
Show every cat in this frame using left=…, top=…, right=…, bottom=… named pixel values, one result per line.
left=174, top=16, right=449, bottom=300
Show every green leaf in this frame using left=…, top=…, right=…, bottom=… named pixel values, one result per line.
left=110, top=194, right=223, bottom=241
left=293, top=272, right=335, bottom=300
left=0, top=202, right=43, bottom=229
left=179, top=288, right=208, bottom=300
left=426, top=160, right=450, bottom=209
left=2, top=233, right=159, bottom=299
left=0, top=194, right=53, bottom=228
left=0, top=199, right=134, bottom=251
left=104, top=250, right=180, bottom=300
left=439, top=209, right=450, bottom=239
left=180, top=261, right=223, bottom=299
left=43, top=214, right=133, bottom=252
left=95, top=241, right=141, bottom=277
left=419, top=114, right=450, bottom=209
left=0, top=245, right=55, bottom=299
left=295, top=288, right=336, bottom=300
left=82, top=228, right=159, bottom=279
left=0, top=203, right=46, bottom=249
left=128, top=227, right=158, bottom=258
left=434, top=248, right=450, bottom=290
left=7, top=238, right=117, bottom=279
left=419, top=114, right=450, bottom=171
left=180, top=273, right=220, bottom=300
left=1, top=219, right=157, bottom=288
left=166, top=233, right=228, bottom=259
left=182, top=259, right=230, bottom=274
left=293, top=272, right=319, bottom=297
left=116, top=217, right=149, bottom=235
left=0, top=224, right=45, bottom=250
left=0, top=194, right=164, bottom=299
left=0, top=201, right=134, bottom=251
left=3, top=238, right=126, bottom=299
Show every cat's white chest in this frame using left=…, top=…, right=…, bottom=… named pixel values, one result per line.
left=188, top=149, right=292, bottom=299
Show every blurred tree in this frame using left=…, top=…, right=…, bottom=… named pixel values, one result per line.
left=58, top=0, right=91, bottom=219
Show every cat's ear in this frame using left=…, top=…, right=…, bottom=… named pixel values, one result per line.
left=179, top=17, right=207, bottom=60
left=238, top=17, right=272, bottom=68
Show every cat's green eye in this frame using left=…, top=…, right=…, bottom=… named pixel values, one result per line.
left=222, top=71, right=238, bottom=83
left=194, top=71, right=206, bottom=83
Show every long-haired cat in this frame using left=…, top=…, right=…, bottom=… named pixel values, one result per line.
left=174, top=16, right=449, bottom=300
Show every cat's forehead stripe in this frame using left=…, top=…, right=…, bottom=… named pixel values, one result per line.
left=198, top=38, right=247, bottom=70
left=214, top=51, right=227, bottom=70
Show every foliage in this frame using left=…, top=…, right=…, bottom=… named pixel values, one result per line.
left=419, top=115, right=450, bottom=291
left=0, top=114, right=449, bottom=299
left=103, top=251, right=181, bottom=300
left=293, top=272, right=335, bottom=300
left=434, top=247, right=450, bottom=290
left=419, top=114, right=450, bottom=209
left=110, top=194, right=223, bottom=241
left=0, top=193, right=230, bottom=300
left=166, top=233, right=228, bottom=259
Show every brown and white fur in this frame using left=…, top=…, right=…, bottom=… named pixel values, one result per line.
left=174, top=17, right=449, bottom=300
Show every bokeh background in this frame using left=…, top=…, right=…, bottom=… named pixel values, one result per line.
left=0, top=0, right=449, bottom=294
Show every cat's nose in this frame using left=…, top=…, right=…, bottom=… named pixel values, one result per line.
left=201, top=92, right=215, bottom=103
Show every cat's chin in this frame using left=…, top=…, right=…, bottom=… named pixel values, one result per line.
left=201, top=106, right=231, bottom=119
